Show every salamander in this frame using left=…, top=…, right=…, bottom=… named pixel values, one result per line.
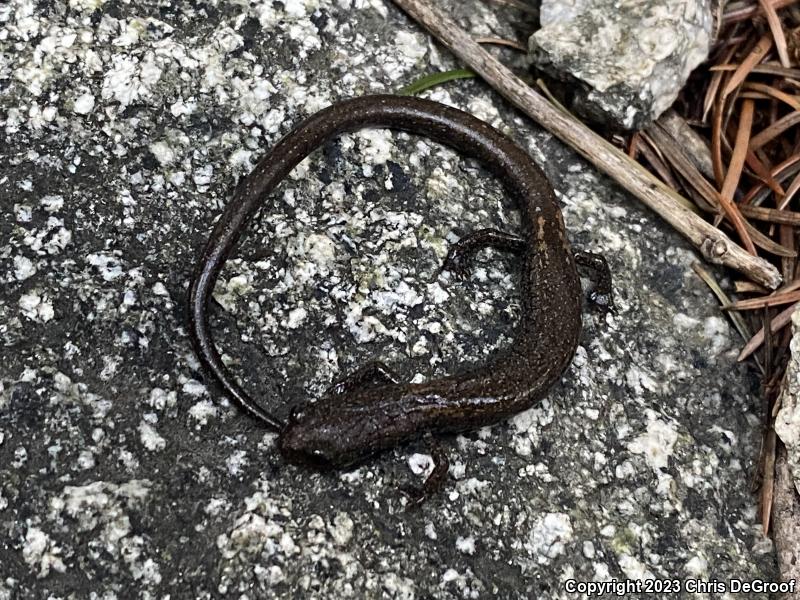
left=188, top=94, right=612, bottom=475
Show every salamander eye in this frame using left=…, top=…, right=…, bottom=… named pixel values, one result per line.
left=288, top=403, right=306, bottom=424
left=306, top=448, right=333, bottom=469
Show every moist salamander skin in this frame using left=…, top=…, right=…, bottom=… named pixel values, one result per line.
left=188, top=94, right=584, bottom=469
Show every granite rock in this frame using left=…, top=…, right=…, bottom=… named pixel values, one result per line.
left=775, top=309, right=800, bottom=495
left=530, top=0, right=715, bottom=130
left=0, top=0, right=777, bottom=597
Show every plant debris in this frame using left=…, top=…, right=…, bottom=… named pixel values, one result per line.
left=628, top=0, right=800, bottom=536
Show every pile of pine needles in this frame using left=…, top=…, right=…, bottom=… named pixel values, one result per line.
left=626, top=0, right=800, bottom=535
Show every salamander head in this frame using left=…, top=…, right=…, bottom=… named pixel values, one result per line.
left=278, top=401, right=375, bottom=470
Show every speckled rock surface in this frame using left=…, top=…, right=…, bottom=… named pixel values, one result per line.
left=0, top=0, right=778, bottom=598
left=529, top=0, right=714, bottom=130
left=776, top=309, right=800, bottom=495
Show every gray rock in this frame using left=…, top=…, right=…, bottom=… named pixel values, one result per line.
left=540, top=0, right=594, bottom=27
left=773, top=311, right=800, bottom=591
left=530, top=0, right=715, bottom=130
left=775, top=308, right=800, bottom=495
left=0, top=0, right=776, bottom=597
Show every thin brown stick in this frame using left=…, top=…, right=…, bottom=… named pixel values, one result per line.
left=714, top=34, right=752, bottom=50
left=390, top=0, right=783, bottom=288
left=534, top=79, right=575, bottom=117
left=628, top=132, right=640, bottom=159
left=780, top=221, right=796, bottom=280
left=750, top=111, right=800, bottom=150
left=658, top=110, right=715, bottom=179
left=474, top=36, right=527, bottom=52
left=705, top=46, right=737, bottom=123
left=725, top=288, right=800, bottom=309
left=741, top=153, right=800, bottom=205
left=743, top=220, right=797, bottom=256
left=739, top=91, right=778, bottom=101
left=712, top=94, right=727, bottom=187
left=759, top=0, right=792, bottom=67
left=743, top=82, right=800, bottom=112
left=735, top=280, right=770, bottom=293
left=761, top=427, right=777, bottom=536
left=724, top=0, right=798, bottom=24
left=739, top=203, right=800, bottom=225
left=723, top=34, right=774, bottom=97
left=738, top=301, right=797, bottom=360
left=637, top=133, right=685, bottom=194
left=776, top=278, right=800, bottom=294
left=693, top=263, right=760, bottom=362
left=480, top=0, right=538, bottom=14
left=746, top=149, right=785, bottom=196
left=645, top=124, right=719, bottom=211
left=779, top=170, right=800, bottom=208
left=711, top=62, right=800, bottom=78
left=720, top=100, right=758, bottom=255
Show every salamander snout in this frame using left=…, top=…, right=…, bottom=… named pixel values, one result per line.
left=278, top=429, right=334, bottom=470
left=278, top=395, right=401, bottom=470
left=277, top=403, right=347, bottom=470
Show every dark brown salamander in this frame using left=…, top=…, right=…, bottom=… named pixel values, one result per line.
left=188, top=94, right=612, bottom=475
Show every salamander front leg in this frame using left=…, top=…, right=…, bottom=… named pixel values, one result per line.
left=442, top=228, right=525, bottom=279
left=402, top=442, right=449, bottom=509
left=573, top=251, right=615, bottom=314
left=325, top=360, right=401, bottom=397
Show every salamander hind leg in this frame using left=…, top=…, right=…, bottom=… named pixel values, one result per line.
left=325, top=360, right=401, bottom=397
left=574, top=251, right=615, bottom=313
left=442, top=228, right=526, bottom=279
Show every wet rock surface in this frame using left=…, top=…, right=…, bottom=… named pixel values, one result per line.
left=530, top=0, right=715, bottom=130
left=0, top=0, right=777, bottom=597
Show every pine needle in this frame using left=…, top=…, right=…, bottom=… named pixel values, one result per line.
left=723, top=34, right=774, bottom=97
left=719, top=99, right=758, bottom=254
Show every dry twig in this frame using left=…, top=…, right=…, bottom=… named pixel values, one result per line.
left=390, top=0, right=782, bottom=288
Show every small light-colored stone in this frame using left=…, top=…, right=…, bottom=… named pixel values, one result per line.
left=530, top=0, right=714, bottom=129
